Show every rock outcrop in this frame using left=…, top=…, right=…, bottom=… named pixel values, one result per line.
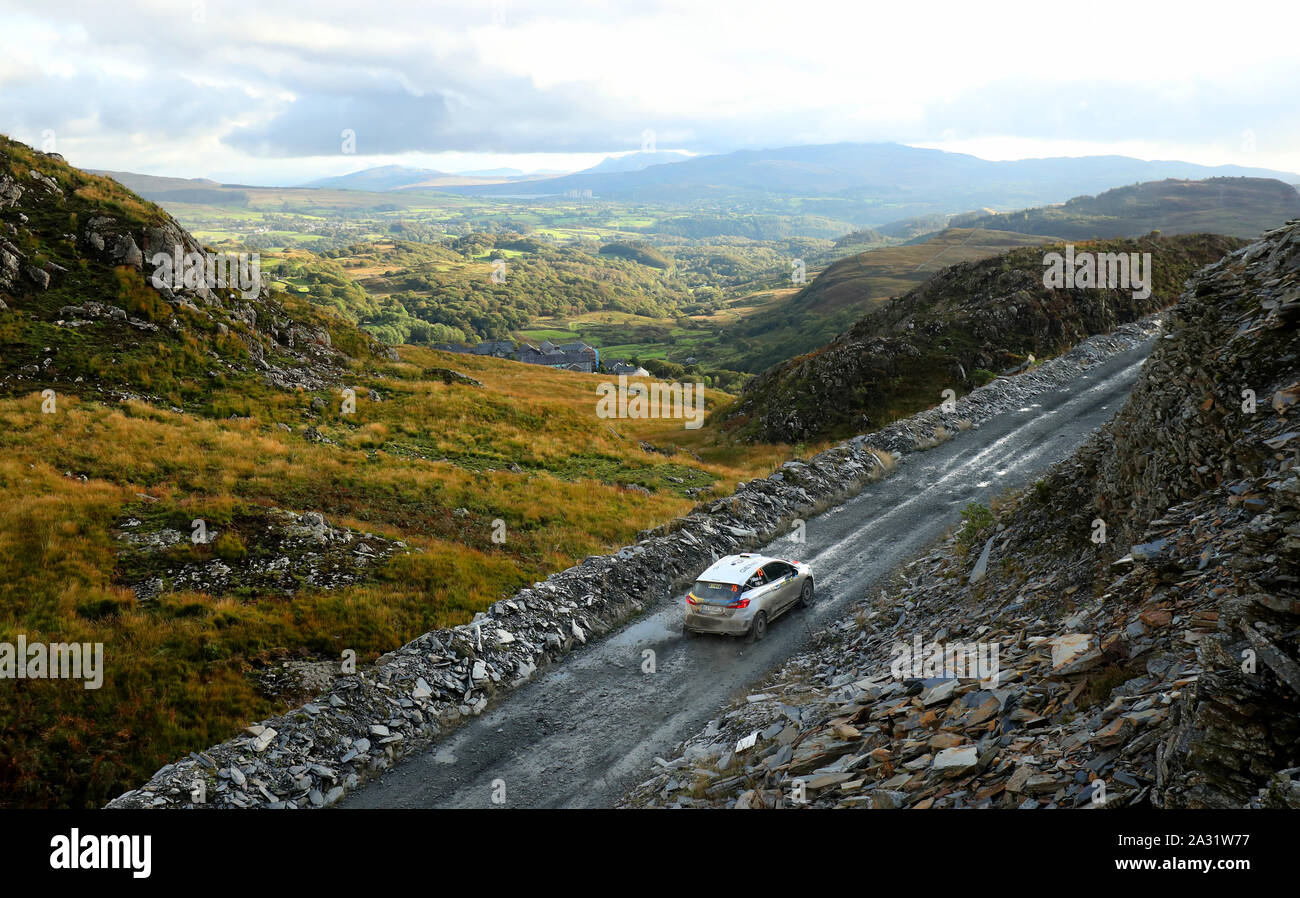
left=0, top=135, right=390, bottom=400
left=728, top=234, right=1243, bottom=444
left=115, top=508, right=411, bottom=603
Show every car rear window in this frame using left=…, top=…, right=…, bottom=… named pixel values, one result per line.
left=692, top=581, right=741, bottom=602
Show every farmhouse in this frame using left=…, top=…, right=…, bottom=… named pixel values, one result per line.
left=607, top=361, right=650, bottom=376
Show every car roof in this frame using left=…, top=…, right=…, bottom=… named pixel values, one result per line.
left=696, top=553, right=784, bottom=586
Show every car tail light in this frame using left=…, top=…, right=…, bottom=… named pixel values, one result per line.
left=686, top=594, right=698, bottom=605
left=726, top=598, right=750, bottom=609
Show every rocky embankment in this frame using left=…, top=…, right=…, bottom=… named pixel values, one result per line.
left=105, top=315, right=1165, bottom=808
left=621, top=220, right=1300, bottom=810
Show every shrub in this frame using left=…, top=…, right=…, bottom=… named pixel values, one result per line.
left=212, top=531, right=247, bottom=562
left=958, top=501, right=995, bottom=548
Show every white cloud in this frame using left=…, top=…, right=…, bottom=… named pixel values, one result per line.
left=1, top=0, right=1297, bottom=181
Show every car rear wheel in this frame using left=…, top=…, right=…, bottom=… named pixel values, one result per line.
left=797, top=579, right=814, bottom=609
left=746, top=612, right=768, bottom=643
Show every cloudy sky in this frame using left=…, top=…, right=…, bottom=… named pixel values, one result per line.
left=1, top=0, right=1297, bottom=184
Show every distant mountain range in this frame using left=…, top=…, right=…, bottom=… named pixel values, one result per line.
left=96, top=144, right=1300, bottom=232
left=89, top=169, right=251, bottom=206
left=296, top=152, right=691, bottom=191
left=297, top=164, right=552, bottom=190
left=577, top=151, right=692, bottom=174
left=455, top=167, right=534, bottom=177
left=444, top=142, right=1300, bottom=225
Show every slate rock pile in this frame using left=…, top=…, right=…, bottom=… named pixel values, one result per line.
left=1091, top=221, right=1300, bottom=808
left=115, top=508, right=410, bottom=603
left=619, top=521, right=1224, bottom=809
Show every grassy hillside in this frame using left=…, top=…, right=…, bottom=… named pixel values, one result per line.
left=725, top=233, right=1245, bottom=443
left=0, top=135, right=797, bottom=808
left=713, top=229, right=1057, bottom=372
left=953, top=177, right=1300, bottom=240
left=0, top=354, right=793, bottom=809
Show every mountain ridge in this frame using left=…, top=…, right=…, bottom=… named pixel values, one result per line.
left=444, top=142, right=1300, bottom=225
left=943, top=176, right=1300, bottom=240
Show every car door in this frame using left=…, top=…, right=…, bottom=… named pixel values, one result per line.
left=765, top=563, right=797, bottom=615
